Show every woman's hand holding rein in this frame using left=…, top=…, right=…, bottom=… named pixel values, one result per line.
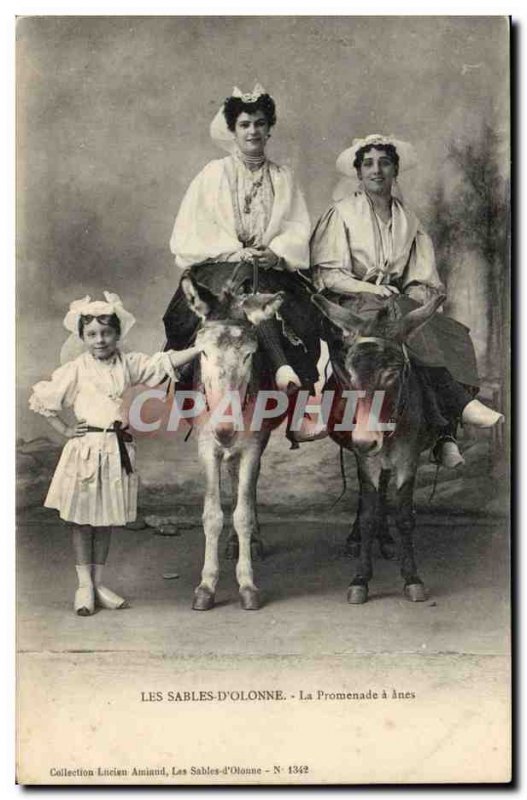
left=241, top=247, right=280, bottom=269
left=372, top=283, right=400, bottom=297
left=321, top=269, right=400, bottom=297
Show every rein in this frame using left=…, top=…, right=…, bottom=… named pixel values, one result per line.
left=330, top=336, right=411, bottom=437
left=356, top=337, right=411, bottom=438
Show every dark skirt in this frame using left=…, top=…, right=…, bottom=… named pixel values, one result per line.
left=163, top=261, right=321, bottom=388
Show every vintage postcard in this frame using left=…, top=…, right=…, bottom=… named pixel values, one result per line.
left=16, top=15, right=511, bottom=785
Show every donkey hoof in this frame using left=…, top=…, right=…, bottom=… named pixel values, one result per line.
left=404, top=583, right=427, bottom=602
left=224, top=540, right=239, bottom=560
left=239, top=587, right=261, bottom=610
left=347, top=584, right=368, bottom=604
left=343, top=541, right=361, bottom=559
left=379, top=540, right=397, bottom=560
left=192, top=587, right=215, bottom=611
left=251, top=540, right=265, bottom=561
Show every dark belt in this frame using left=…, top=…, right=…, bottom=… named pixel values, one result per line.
left=85, top=421, right=134, bottom=475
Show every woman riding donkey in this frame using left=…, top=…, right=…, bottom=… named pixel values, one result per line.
left=163, top=84, right=321, bottom=444
left=310, top=134, right=503, bottom=467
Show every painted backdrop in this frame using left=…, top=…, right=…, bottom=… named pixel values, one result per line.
left=17, top=16, right=509, bottom=509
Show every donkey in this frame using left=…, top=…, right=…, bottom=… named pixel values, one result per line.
left=179, top=273, right=288, bottom=611
left=312, top=292, right=445, bottom=604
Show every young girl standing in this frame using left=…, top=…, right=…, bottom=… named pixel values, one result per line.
left=29, top=292, right=200, bottom=616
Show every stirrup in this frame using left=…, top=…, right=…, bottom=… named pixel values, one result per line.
left=436, top=440, right=465, bottom=469
left=431, top=436, right=464, bottom=469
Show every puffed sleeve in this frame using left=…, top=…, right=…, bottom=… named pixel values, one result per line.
left=170, top=160, right=242, bottom=269
left=266, top=166, right=311, bottom=272
left=29, top=361, right=79, bottom=417
left=402, top=226, right=445, bottom=300
left=125, top=352, right=180, bottom=387
left=310, top=205, right=354, bottom=290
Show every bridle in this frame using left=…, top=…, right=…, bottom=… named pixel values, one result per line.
left=195, top=319, right=257, bottom=415
left=331, top=334, right=411, bottom=438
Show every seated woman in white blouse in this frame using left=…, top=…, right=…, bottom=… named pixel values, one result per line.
left=163, top=85, right=320, bottom=400
left=311, top=134, right=503, bottom=468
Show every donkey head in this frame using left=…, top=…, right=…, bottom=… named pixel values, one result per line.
left=181, top=273, right=284, bottom=446
left=313, top=293, right=445, bottom=453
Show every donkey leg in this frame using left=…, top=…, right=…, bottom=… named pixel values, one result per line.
left=347, top=460, right=382, bottom=604
left=378, top=469, right=397, bottom=560
left=193, top=446, right=223, bottom=611
left=344, top=498, right=362, bottom=559
left=394, top=474, right=426, bottom=602
left=233, top=442, right=263, bottom=610
left=225, top=457, right=264, bottom=561
left=225, top=457, right=240, bottom=561
left=345, top=470, right=395, bottom=560
left=249, top=467, right=265, bottom=561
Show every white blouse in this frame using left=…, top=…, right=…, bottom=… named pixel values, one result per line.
left=30, top=350, right=178, bottom=429
left=170, top=156, right=311, bottom=272
left=311, top=191, right=444, bottom=294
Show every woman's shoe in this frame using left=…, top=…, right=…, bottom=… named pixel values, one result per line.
left=431, top=436, right=465, bottom=469
left=462, top=399, right=504, bottom=428
left=275, top=365, right=302, bottom=394
left=437, top=439, right=465, bottom=469
left=74, top=586, right=95, bottom=616
left=289, top=412, right=328, bottom=444
left=94, top=585, right=129, bottom=610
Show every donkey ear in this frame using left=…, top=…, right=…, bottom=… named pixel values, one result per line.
left=395, top=294, right=446, bottom=341
left=180, top=274, right=214, bottom=320
left=241, top=292, right=285, bottom=325
left=311, top=294, right=363, bottom=333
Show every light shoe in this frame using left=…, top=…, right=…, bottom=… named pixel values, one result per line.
left=437, top=440, right=465, bottom=469
left=94, top=585, right=129, bottom=610
left=74, top=585, right=95, bottom=616
left=275, top=365, right=302, bottom=394
left=289, top=413, right=328, bottom=444
left=462, top=399, right=504, bottom=428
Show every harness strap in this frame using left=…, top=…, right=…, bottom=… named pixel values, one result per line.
left=329, top=445, right=348, bottom=508
left=327, top=341, right=411, bottom=437
left=355, top=336, right=410, bottom=364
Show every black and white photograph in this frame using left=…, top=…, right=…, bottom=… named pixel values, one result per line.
left=15, top=14, right=511, bottom=784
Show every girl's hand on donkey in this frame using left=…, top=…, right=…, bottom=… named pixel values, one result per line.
left=167, top=345, right=204, bottom=370
left=65, top=420, right=89, bottom=438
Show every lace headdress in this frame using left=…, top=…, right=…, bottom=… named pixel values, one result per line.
left=333, top=134, right=417, bottom=201
left=210, top=83, right=268, bottom=153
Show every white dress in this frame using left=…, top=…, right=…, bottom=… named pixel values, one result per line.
left=29, top=350, right=178, bottom=527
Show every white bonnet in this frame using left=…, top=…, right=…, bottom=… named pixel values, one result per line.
left=336, top=134, right=417, bottom=177
left=63, top=291, right=136, bottom=339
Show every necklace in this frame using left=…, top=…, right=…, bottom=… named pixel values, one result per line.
left=243, top=169, right=265, bottom=215
left=236, top=149, right=266, bottom=170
